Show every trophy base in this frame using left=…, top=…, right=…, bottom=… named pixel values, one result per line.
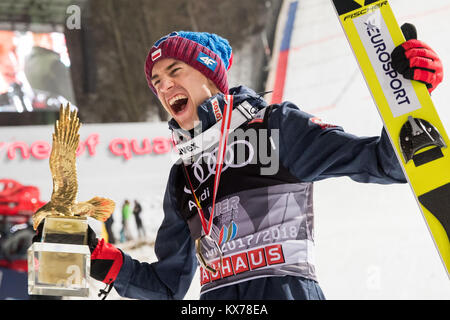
left=28, top=242, right=90, bottom=297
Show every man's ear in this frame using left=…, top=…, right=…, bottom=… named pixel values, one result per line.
left=206, top=79, right=220, bottom=95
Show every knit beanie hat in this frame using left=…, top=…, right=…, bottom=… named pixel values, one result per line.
left=145, top=31, right=233, bottom=95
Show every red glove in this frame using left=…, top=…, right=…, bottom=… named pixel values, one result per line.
left=391, top=23, right=443, bottom=93
left=89, top=229, right=123, bottom=285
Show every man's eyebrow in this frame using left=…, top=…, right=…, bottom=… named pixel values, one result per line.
left=151, top=61, right=180, bottom=81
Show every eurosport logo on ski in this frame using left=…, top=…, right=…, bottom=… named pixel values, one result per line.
left=365, top=19, right=412, bottom=107
left=354, top=9, right=421, bottom=117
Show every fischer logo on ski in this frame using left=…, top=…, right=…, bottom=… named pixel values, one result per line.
left=333, top=0, right=382, bottom=15
left=343, top=1, right=388, bottom=21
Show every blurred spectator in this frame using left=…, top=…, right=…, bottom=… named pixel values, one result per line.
left=120, top=199, right=132, bottom=243
left=133, top=200, right=145, bottom=239
left=104, top=214, right=116, bottom=244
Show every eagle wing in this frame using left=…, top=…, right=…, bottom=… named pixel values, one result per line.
left=48, top=104, right=81, bottom=209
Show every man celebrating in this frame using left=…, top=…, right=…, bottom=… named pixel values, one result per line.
left=85, top=26, right=443, bottom=299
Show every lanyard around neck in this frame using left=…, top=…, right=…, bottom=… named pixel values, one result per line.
left=180, top=95, right=234, bottom=237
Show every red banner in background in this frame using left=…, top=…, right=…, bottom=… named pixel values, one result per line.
left=0, top=133, right=174, bottom=161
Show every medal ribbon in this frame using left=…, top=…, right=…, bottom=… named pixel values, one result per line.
left=206, top=94, right=233, bottom=235
left=179, top=95, right=234, bottom=236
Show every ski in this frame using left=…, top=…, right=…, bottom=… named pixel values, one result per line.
left=331, top=0, right=450, bottom=277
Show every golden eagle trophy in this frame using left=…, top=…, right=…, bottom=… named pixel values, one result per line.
left=27, top=104, right=115, bottom=297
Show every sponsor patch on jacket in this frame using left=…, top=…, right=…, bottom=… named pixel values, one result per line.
left=197, top=52, right=218, bottom=72
left=210, top=97, right=223, bottom=122
left=200, top=244, right=286, bottom=285
left=309, top=117, right=337, bottom=129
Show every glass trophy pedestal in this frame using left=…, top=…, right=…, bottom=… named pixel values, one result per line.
left=27, top=216, right=91, bottom=297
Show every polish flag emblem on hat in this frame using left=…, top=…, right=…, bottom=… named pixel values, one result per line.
left=151, top=48, right=162, bottom=61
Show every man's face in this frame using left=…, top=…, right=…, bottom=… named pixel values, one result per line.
left=151, top=58, right=220, bottom=130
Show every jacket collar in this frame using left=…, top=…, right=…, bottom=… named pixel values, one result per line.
left=168, top=86, right=268, bottom=138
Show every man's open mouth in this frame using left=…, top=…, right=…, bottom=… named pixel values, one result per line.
left=169, top=95, right=189, bottom=114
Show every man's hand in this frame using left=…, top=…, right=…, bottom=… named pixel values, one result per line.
left=89, top=230, right=123, bottom=284
left=391, top=23, right=443, bottom=93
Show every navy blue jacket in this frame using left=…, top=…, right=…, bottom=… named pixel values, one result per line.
left=113, top=86, right=406, bottom=299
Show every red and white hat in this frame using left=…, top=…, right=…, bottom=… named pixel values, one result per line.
left=145, top=31, right=233, bottom=95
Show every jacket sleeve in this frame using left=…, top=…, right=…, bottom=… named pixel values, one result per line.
left=269, top=102, right=407, bottom=184
left=113, top=165, right=197, bottom=300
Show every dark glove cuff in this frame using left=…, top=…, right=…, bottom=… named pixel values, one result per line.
left=31, top=222, right=45, bottom=243
left=87, top=226, right=99, bottom=253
